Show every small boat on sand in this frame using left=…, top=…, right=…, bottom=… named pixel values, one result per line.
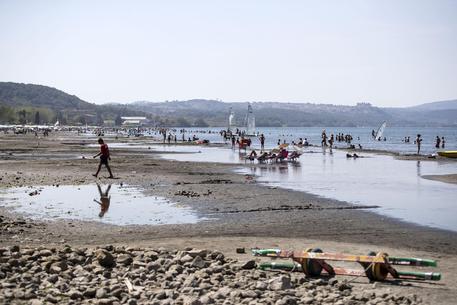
left=437, top=151, right=457, bottom=158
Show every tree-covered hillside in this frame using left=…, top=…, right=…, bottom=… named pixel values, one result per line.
left=1, top=82, right=456, bottom=127
left=0, top=82, right=146, bottom=125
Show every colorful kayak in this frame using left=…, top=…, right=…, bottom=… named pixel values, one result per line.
left=437, top=151, right=457, bottom=158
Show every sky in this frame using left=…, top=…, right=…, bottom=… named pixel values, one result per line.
left=0, top=0, right=456, bottom=107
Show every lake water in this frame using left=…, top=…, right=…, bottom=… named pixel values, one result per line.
left=159, top=126, right=457, bottom=155
left=155, top=145, right=457, bottom=232
left=0, top=184, right=200, bottom=226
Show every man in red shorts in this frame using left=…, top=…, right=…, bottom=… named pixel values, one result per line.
left=93, top=138, right=114, bottom=178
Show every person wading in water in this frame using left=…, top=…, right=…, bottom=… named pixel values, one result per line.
left=93, top=138, right=114, bottom=178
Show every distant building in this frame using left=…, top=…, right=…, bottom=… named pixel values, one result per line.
left=356, top=102, right=372, bottom=107
left=121, top=116, right=148, bottom=126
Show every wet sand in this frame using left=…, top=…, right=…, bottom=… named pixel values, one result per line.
left=1, top=132, right=457, bottom=304
left=422, top=174, right=457, bottom=185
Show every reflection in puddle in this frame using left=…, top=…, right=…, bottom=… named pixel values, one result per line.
left=0, top=184, right=200, bottom=225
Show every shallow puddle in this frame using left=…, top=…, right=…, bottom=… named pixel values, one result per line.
left=0, top=184, right=200, bottom=225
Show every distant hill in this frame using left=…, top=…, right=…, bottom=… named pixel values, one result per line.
left=1, top=82, right=456, bottom=127
left=0, top=82, right=95, bottom=111
left=0, top=82, right=146, bottom=125
left=131, top=99, right=457, bottom=127
left=407, top=99, right=457, bottom=111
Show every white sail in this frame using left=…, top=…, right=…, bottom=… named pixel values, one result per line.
left=375, top=121, right=387, bottom=140
left=228, top=108, right=235, bottom=131
left=245, top=103, right=256, bottom=135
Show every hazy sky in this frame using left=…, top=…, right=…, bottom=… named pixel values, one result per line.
left=1, top=0, right=456, bottom=107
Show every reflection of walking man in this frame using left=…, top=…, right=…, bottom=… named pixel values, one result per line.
left=94, top=184, right=111, bottom=217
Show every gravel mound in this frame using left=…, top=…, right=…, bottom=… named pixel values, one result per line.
left=0, top=245, right=421, bottom=304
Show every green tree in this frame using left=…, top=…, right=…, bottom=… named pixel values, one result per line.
left=0, top=105, right=16, bottom=123
left=34, top=111, right=40, bottom=125
left=176, top=117, right=191, bottom=127
left=17, top=109, right=27, bottom=124
left=194, top=118, right=209, bottom=127
left=78, top=115, right=86, bottom=125
left=115, top=114, right=123, bottom=126
left=96, top=112, right=104, bottom=126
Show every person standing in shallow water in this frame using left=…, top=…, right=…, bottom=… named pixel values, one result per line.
left=416, top=134, right=422, bottom=155
left=259, top=134, right=265, bottom=151
left=93, top=138, right=114, bottom=178
left=435, top=136, right=441, bottom=149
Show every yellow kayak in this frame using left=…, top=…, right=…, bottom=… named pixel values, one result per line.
left=437, top=151, right=457, bottom=158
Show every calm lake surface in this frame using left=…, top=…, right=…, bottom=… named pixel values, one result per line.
left=163, top=126, right=457, bottom=155
left=155, top=143, right=457, bottom=232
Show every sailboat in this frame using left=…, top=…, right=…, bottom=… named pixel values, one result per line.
left=244, top=103, right=257, bottom=136
left=227, top=107, right=235, bottom=132
left=374, top=121, right=387, bottom=141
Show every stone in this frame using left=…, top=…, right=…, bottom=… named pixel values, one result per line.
left=183, top=296, right=202, bottom=305
left=147, top=262, right=161, bottom=271
left=96, top=288, right=108, bottom=299
left=180, top=254, right=194, bottom=263
left=187, top=249, right=208, bottom=258
left=199, top=295, right=214, bottom=304
left=240, top=290, right=258, bottom=298
left=45, top=295, right=59, bottom=303
left=301, top=297, right=314, bottom=304
left=127, top=298, right=138, bottom=305
left=214, top=287, right=231, bottom=299
left=275, top=296, right=297, bottom=305
left=191, top=256, right=207, bottom=269
left=69, top=290, right=83, bottom=300
left=117, top=254, right=133, bottom=265
left=47, top=274, right=59, bottom=284
left=49, top=261, right=68, bottom=273
left=97, top=298, right=114, bottom=305
left=241, top=260, right=257, bottom=270
left=95, top=249, right=115, bottom=268
left=83, top=288, right=97, bottom=298
left=269, top=275, right=292, bottom=291
left=9, top=245, right=20, bottom=252
left=255, top=281, right=268, bottom=290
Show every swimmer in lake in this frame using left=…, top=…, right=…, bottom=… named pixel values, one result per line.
left=94, top=184, right=111, bottom=217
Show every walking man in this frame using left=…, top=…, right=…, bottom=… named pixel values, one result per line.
left=93, top=138, right=114, bottom=178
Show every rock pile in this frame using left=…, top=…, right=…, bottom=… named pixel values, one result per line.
left=0, top=245, right=421, bottom=304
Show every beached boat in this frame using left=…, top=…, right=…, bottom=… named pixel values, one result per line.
left=437, top=151, right=457, bottom=158
left=244, top=103, right=258, bottom=137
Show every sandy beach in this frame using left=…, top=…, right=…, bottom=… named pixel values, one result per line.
left=1, top=132, right=457, bottom=304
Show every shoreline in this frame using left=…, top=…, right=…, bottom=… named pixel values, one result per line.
left=1, top=132, right=457, bottom=304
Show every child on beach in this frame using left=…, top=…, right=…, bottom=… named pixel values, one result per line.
left=93, top=138, right=114, bottom=178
